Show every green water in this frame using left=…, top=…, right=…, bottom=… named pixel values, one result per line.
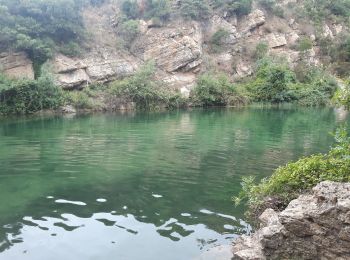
left=0, top=107, right=348, bottom=260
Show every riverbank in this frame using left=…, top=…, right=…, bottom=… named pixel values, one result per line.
left=232, top=181, right=350, bottom=259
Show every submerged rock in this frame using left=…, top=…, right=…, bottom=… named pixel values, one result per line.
left=232, top=181, right=350, bottom=259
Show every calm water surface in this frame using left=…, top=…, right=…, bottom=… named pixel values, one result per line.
left=0, top=107, right=348, bottom=260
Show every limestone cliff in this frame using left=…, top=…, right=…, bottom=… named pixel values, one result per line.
left=0, top=0, right=348, bottom=93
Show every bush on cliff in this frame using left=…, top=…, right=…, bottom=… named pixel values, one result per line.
left=234, top=127, right=350, bottom=215
left=180, top=0, right=210, bottom=20
left=109, top=62, right=184, bottom=110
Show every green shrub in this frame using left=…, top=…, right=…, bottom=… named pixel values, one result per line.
left=64, top=91, right=93, bottom=109
left=272, top=6, right=284, bottom=17
left=118, top=19, right=140, bottom=47
left=297, top=37, right=313, bottom=52
left=234, top=127, right=350, bottom=213
left=245, top=58, right=296, bottom=103
left=0, top=74, right=64, bottom=114
left=254, top=42, right=269, bottom=60
left=144, top=0, right=171, bottom=21
left=121, top=0, right=140, bottom=19
left=259, top=0, right=275, bottom=11
left=192, top=73, right=248, bottom=106
left=228, top=0, right=252, bottom=16
left=121, top=0, right=171, bottom=23
left=242, top=58, right=337, bottom=106
left=210, top=28, right=230, bottom=53
left=180, top=0, right=210, bottom=20
left=304, top=0, right=350, bottom=24
left=333, top=80, right=350, bottom=108
left=60, top=42, right=83, bottom=57
left=109, top=62, right=180, bottom=110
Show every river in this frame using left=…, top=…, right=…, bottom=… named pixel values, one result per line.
left=0, top=107, right=348, bottom=259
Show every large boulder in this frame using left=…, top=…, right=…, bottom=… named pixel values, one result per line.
left=0, top=52, right=34, bottom=80
left=232, top=181, right=350, bottom=260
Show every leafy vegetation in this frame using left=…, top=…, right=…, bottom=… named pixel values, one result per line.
left=109, top=62, right=185, bottom=110
left=180, top=0, right=210, bottom=20
left=210, top=28, right=230, bottom=53
left=121, top=0, right=171, bottom=22
left=254, top=42, right=269, bottom=60
left=303, top=0, right=350, bottom=24
left=212, top=0, right=252, bottom=16
left=242, top=57, right=337, bottom=105
left=117, top=19, right=140, bottom=48
left=297, top=37, right=313, bottom=52
left=333, top=80, right=350, bottom=108
left=234, top=127, right=350, bottom=214
left=0, top=0, right=89, bottom=71
left=0, top=72, right=64, bottom=115
left=191, top=73, right=248, bottom=106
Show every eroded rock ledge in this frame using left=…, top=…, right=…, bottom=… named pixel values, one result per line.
left=232, top=181, right=350, bottom=260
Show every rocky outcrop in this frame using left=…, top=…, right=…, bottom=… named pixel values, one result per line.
left=232, top=181, right=350, bottom=260
left=132, top=22, right=202, bottom=73
left=52, top=53, right=138, bottom=89
left=265, top=33, right=287, bottom=48
left=43, top=1, right=347, bottom=91
left=0, top=52, right=34, bottom=80
left=240, top=9, right=266, bottom=34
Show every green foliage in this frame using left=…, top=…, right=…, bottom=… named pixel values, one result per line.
left=254, top=42, right=269, bottom=60
left=333, top=80, right=350, bottom=108
left=121, top=0, right=171, bottom=22
left=64, top=90, right=93, bottom=109
left=272, top=6, right=284, bottom=18
left=110, top=62, right=182, bottom=110
left=0, top=0, right=86, bottom=65
left=192, top=73, right=248, bottom=106
left=118, top=19, right=140, bottom=48
left=259, top=0, right=275, bottom=11
left=180, top=0, right=210, bottom=20
left=59, top=41, right=83, bottom=57
left=245, top=58, right=296, bottom=103
left=297, top=37, right=313, bottom=52
left=121, top=0, right=140, bottom=19
left=304, top=0, right=350, bottom=24
left=0, top=73, right=64, bottom=114
left=227, top=0, right=252, bottom=16
left=210, top=28, right=230, bottom=53
left=243, top=58, right=337, bottom=106
left=144, top=0, right=171, bottom=21
left=234, top=127, right=350, bottom=211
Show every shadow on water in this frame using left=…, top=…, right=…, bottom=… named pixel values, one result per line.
left=0, top=106, right=348, bottom=259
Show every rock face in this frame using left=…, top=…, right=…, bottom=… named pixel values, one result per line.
left=240, top=9, right=266, bottom=33
left=232, top=181, right=350, bottom=260
left=52, top=53, right=138, bottom=89
left=132, top=22, right=202, bottom=73
left=0, top=52, right=34, bottom=80
left=265, top=33, right=287, bottom=48
left=26, top=1, right=346, bottom=91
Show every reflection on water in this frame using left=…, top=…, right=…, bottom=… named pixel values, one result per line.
left=0, top=107, right=348, bottom=259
